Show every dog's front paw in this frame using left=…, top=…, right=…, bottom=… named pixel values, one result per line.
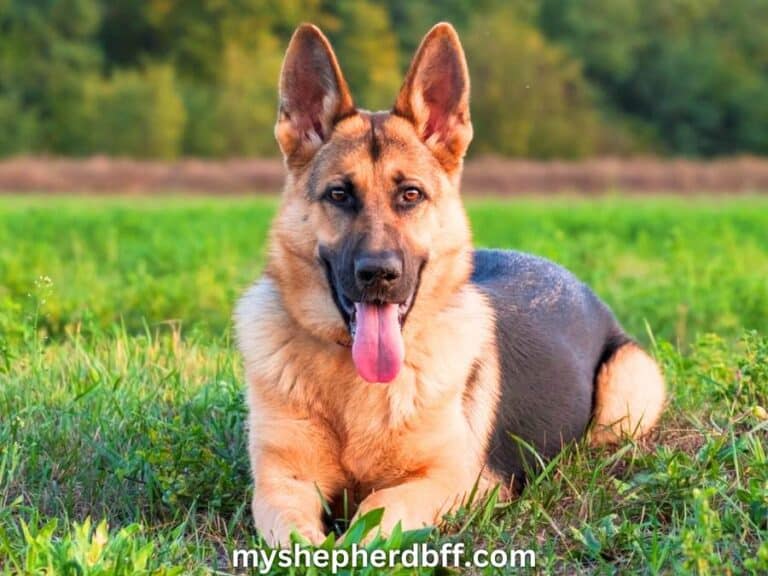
left=253, top=501, right=327, bottom=548
left=291, top=522, right=328, bottom=546
left=354, top=488, right=435, bottom=538
left=260, top=518, right=327, bottom=548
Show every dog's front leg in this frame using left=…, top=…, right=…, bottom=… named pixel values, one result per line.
left=249, top=409, right=346, bottom=547
left=251, top=452, right=329, bottom=547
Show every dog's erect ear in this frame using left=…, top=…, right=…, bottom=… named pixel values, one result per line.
left=275, top=24, right=356, bottom=167
left=394, top=23, right=472, bottom=172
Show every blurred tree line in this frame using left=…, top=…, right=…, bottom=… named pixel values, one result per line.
left=0, top=0, right=766, bottom=159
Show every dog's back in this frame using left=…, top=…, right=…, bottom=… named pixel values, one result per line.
left=472, top=249, right=663, bottom=485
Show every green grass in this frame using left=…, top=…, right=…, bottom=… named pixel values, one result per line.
left=1, top=195, right=766, bottom=574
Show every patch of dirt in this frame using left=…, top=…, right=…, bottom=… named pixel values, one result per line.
left=645, top=425, right=708, bottom=455
left=2, top=156, right=768, bottom=194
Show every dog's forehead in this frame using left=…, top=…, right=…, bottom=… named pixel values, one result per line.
left=312, top=112, right=439, bottom=184
left=333, top=111, right=411, bottom=150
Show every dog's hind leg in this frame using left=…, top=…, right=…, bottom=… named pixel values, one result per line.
left=590, top=342, right=666, bottom=445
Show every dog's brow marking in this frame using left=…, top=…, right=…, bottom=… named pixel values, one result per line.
left=392, top=170, right=407, bottom=184
left=342, top=172, right=357, bottom=191
left=369, top=115, right=381, bottom=162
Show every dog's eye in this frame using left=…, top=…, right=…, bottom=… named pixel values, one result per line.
left=397, top=187, right=424, bottom=207
left=325, top=186, right=351, bottom=204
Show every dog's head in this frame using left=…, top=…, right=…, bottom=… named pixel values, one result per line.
left=267, top=23, right=474, bottom=384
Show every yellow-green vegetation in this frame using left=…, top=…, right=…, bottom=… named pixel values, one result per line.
left=1, top=196, right=767, bottom=574
left=2, top=1, right=768, bottom=158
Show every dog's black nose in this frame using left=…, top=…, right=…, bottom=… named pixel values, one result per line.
left=354, top=252, right=403, bottom=288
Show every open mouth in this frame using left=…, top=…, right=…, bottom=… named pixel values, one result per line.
left=322, top=260, right=422, bottom=384
left=336, top=292, right=416, bottom=339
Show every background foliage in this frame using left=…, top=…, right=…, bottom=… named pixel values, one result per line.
left=1, top=0, right=767, bottom=159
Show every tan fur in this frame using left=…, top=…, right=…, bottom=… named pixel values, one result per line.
left=590, top=343, right=666, bottom=445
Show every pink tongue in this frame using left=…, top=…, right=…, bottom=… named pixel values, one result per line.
left=352, top=303, right=404, bottom=383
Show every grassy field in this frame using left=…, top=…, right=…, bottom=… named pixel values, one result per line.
left=1, top=196, right=767, bottom=574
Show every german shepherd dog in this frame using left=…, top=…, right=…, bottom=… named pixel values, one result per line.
left=236, top=22, right=666, bottom=546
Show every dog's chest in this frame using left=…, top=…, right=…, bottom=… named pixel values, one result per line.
left=338, top=429, right=411, bottom=489
left=333, top=380, right=468, bottom=489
